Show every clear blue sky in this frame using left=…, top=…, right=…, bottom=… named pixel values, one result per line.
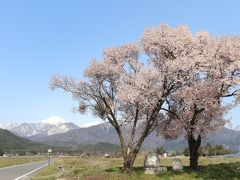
left=0, top=0, right=239, bottom=127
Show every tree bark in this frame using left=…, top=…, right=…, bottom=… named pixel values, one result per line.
left=113, top=101, right=164, bottom=173
left=188, top=134, right=201, bottom=170
left=122, top=155, right=134, bottom=173
left=122, top=148, right=138, bottom=173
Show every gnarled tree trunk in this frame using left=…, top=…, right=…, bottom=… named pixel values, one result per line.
left=121, top=142, right=143, bottom=172
left=188, top=134, right=201, bottom=170
left=122, top=150, right=137, bottom=173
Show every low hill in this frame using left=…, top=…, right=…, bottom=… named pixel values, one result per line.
left=54, top=142, right=121, bottom=155
left=80, top=142, right=121, bottom=153
left=0, top=128, right=47, bottom=152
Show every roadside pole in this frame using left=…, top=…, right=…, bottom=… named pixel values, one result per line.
left=48, top=149, right=52, bottom=166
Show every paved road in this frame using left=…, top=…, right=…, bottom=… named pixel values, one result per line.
left=209, top=153, right=240, bottom=158
left=0, top=159, right=55, bottom=180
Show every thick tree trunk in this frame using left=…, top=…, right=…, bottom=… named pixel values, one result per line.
left=188, top=134, right=201, bottom=170
left=122, top=148, right=139, bottom=173
left=123, top=156, right=134, bottom=173
left=115, top=100, right=164, bottom=173
left=189, top=146, right=199, bottom=170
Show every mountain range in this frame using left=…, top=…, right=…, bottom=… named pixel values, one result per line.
left=30, top=124, right=240, bottom=152
left=0, top=116, right=79, bottom=137
left=1, top=118, right=240, bottom=152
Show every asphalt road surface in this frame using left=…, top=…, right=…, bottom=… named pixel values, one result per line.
left=209, top=153, right=240, bottom=158
left=0, top=159, right=55, bottom=180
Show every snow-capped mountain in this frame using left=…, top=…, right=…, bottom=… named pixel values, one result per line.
left=79, top=120, right=102, bottom=128
left=0, top=122, right=19, bottom=129
left=0, top=116, right=79, bottom=137
left=43, top=122, right=79, bottom=136
left=10, top=122, right=54, bottom=137
left=39, top=116, right=66, bottom=126
left=234, top=125, right=240, bottom=131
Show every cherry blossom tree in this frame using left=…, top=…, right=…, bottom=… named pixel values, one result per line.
left=50, top=24, right=240, bottom=171
left=159, top=82, right=228, bottom=169
left=50, top=25, right=203, bottom=172
left=159, top=33, right=240, bottom=170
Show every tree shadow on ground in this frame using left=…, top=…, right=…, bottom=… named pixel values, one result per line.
left=105, top=162, right=240, bottom=179
left=186, top=162, right=240, bottom=179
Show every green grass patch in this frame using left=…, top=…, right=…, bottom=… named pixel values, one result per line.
left=32, top=156, right=240, bottom=180
left=0, top=156, right=47, bottom=168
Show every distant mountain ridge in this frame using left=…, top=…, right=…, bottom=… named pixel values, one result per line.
left=234, top=125, right=240, bottom=131
left=0, top=128, right=47, bottom=151
left=2, top=118, right=240, bottom=152
left=29, top=123, right=240, bottom=152
left=0, top=116, right=79, bottom=137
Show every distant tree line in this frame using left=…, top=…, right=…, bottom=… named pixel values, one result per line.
left=184, top=143, right=233, bottom=157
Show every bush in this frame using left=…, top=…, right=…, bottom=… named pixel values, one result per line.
left=0, top=148, right=4, bottom=156
left=155, top=146, right=166, bottom=155
left=200, top=144, right=233, bottom=156
left=184, top=147, right=189, bottom=156
left=29, top=149, right=38, bottom=155
left=17, top=150, right=26, bottom=156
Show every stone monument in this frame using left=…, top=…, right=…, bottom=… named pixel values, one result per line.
left=144, top=153, right=167, bottom=175
left=172, top=158, right=183, bottom=172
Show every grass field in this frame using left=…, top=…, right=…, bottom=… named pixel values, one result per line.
left=32, top=156, right=240, bottom=180
left=0, top=156, right=47, bottom=168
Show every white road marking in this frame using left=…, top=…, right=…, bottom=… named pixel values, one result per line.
left=0, top=160, right=47, bottom=170
left=14, top=162, right=48, bottom=180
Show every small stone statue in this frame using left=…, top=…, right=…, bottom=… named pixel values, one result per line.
left=144, top=153, right=160, bottom=167
left=172, top=158, right=183, bottom=172
left=144, top=153, right=167, bottom=175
